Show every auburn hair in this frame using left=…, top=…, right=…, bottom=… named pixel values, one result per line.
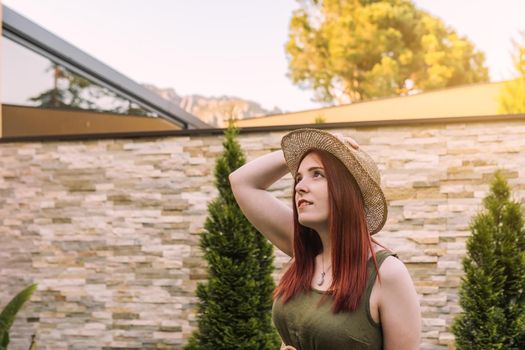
left=272, top=148, right=390, bottom=314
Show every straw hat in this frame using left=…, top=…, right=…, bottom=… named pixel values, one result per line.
left=281, top=128, right=387, bottom=235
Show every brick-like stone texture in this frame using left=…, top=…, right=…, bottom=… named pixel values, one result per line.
left=1, top=120, right=525, bottom=349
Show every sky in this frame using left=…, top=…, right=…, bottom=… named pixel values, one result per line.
left=3, top=0, right=525, bottom=113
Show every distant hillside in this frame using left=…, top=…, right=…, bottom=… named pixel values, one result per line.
left=143, top=84, right=283, bottom=127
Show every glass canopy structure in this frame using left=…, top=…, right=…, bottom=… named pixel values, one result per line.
left=1, top=5, right=210, bottom=138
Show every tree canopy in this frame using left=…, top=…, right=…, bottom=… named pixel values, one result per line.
left=498, top=31, right=525, bottom=114
left=285, top=0, right=489, bottom=104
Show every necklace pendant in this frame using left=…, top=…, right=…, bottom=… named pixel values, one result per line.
left=317, top=271, right=325, bottom=286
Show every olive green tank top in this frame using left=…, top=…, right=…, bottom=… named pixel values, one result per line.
left=272, top=250, right=399, bottom=350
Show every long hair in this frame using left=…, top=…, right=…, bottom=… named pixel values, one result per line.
left=272, top=148, right=390, bottom=314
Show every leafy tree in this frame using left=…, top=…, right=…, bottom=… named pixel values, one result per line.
left=285, top=0, right=489, bottom=104
left=29, top=64, right=150, bottom=116
left=0, top=284, right=37, bottom=350
left=314, top=113, right=326, bottom=123
left=498, top=31, right=525, bottom=114
left=451, top=170, right=525, bottom=349
left=184, top=117, right=281, bottom=349
left=27, top=64, right=67, bottom=108
left=29, top=64, right=97, bottom=109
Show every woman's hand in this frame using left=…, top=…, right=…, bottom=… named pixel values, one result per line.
left=333, top=132, right=360, bottom=150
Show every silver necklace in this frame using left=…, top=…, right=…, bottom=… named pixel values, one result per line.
left=317, top=254, right=332, bottom=286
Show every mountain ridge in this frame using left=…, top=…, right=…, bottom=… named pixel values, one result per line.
left=143, top=83, right=284, bottom=127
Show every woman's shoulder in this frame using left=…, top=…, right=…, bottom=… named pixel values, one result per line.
left=377, top=249, right=404, bottom=273
left=377, top=252, right=413, bottom=291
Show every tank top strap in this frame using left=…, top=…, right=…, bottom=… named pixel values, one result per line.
left=364, top=250, right=399, bottom=299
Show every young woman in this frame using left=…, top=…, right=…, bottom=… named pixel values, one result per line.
left=229, top=128, right=421, bottom=350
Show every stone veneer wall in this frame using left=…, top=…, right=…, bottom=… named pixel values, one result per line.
left=1, top=118, right=525, bottom=350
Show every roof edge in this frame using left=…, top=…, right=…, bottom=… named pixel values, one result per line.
left=1, top=112, right=523, bottom=143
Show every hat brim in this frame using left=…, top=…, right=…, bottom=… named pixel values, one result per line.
left=281, top=128, right=387, bottom=235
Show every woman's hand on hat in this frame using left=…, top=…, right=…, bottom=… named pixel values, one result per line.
left=333, top=132, right=359, bottom=150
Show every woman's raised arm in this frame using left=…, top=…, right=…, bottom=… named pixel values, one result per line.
left=229, top=150, right=295, bottom=257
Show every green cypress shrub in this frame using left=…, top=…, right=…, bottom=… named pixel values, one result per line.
left=451, top=170, right=525, bottom=349
left=184, top=119, right=281, bottom=349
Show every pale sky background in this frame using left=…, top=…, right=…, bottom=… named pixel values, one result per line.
left=3, top=0, right=525, bottom=113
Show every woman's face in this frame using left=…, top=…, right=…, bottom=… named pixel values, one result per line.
left=294, top=152, right=329, bottom=230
